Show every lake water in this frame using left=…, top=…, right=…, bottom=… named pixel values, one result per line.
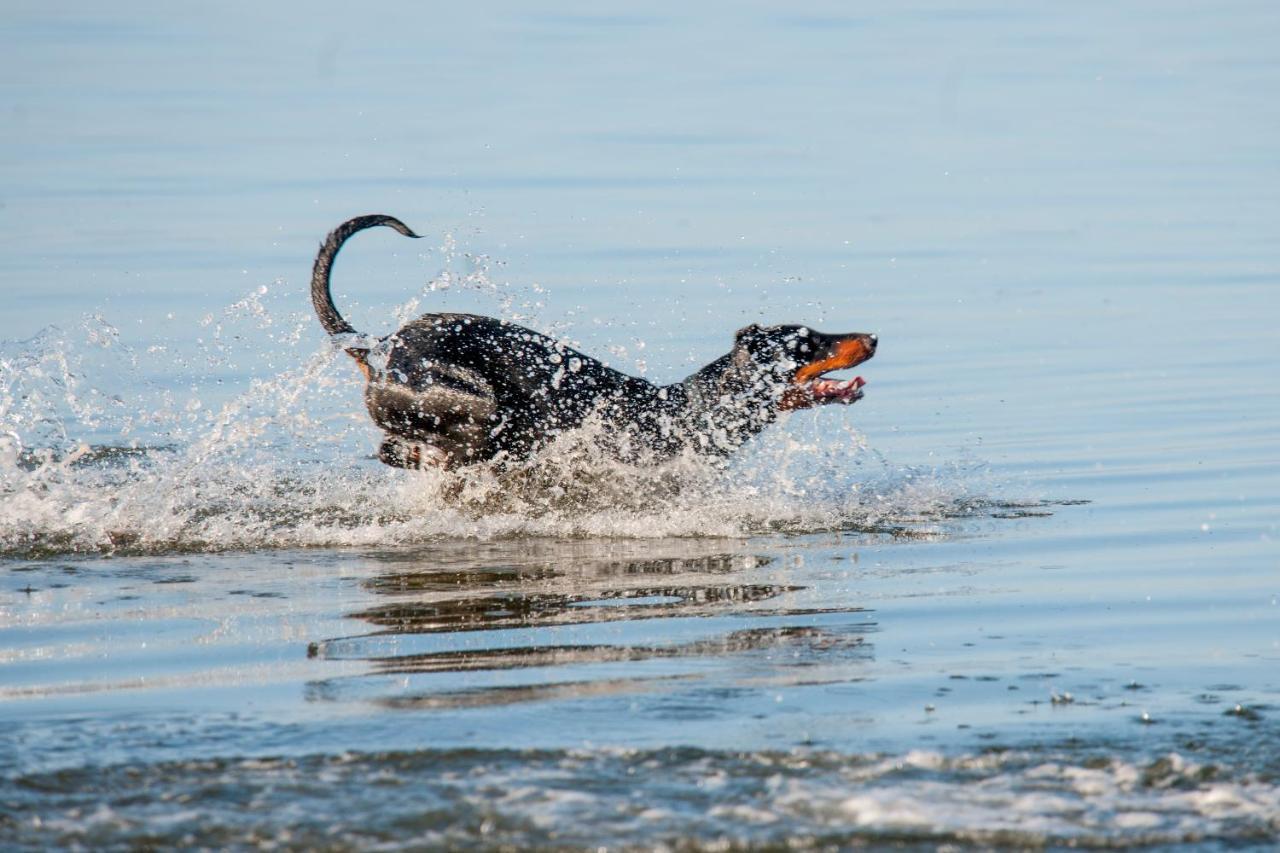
left=2, top=1, right=1278, bottom=848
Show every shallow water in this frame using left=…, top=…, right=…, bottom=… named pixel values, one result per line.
left=2, top=1, right=1279, bottom=849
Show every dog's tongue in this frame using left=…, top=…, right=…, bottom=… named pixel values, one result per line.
left=811, top=376, right=865, bottom=403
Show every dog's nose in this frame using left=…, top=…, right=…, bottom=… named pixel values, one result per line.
left=868, top=334, right=878, bottom=348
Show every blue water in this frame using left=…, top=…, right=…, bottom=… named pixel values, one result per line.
left=2, top=1, right=1278, bottom=848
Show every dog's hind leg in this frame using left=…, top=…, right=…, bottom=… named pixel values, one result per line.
left=366, top=368, right=499, bottom=468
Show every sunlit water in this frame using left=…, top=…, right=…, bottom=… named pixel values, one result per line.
left=2, top=1, right=1279, bottom=848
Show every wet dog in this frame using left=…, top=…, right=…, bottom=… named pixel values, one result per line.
left=311, top=214, right=876, bottom=469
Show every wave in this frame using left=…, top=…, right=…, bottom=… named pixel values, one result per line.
left=4, top=747, right=1276, bottom=849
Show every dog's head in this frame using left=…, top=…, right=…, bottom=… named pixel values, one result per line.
left=730, top=323, right=877, bottom=411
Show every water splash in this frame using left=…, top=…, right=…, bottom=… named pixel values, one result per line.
left=0, top=272, right=991, bottom=558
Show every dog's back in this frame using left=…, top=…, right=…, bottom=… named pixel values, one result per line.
left=366, top=313, right=668, bottom=464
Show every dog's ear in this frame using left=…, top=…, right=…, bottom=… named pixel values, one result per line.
left=734, top=323, right=762, bottom=344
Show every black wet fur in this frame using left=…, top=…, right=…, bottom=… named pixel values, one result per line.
left=310, top=215, right=877, bottom=469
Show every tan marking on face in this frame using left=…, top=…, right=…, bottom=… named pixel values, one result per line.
left=793, top=338, right=873, bottom=384
left=346, top=349, right=372, bottom=381
left=778, top=385, right=816, bottom=411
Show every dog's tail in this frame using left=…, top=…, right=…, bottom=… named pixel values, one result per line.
left=310, top=214, right=421, bottom=338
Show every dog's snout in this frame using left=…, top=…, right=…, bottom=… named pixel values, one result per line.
left=867, top=334, right=878, bottom=349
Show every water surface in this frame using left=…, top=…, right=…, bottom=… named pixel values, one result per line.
left=2, top=1, right=1278, bottom=848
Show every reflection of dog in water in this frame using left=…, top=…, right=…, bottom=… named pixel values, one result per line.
left=311, top=214, right=877, bottom=469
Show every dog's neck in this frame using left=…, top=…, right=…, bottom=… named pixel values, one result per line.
left=665, top=349, right=784, bottom=452
left=682, top=348, right=784, bottom=398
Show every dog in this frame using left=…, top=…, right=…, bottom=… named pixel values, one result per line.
left=311, top=214, right=876, bottom=469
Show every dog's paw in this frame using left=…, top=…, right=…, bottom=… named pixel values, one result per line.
left=377, top=435, right=449, bottom=470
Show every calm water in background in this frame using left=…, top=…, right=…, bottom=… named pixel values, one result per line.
left=2, top=1, right=1279, bottom=848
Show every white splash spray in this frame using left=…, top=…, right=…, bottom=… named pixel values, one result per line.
left=0, top=265, right=985, bottom=557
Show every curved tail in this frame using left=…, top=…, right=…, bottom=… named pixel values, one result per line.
left=310, top=214, right=421, bottom=337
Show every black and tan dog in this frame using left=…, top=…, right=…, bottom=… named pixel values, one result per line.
left=311, top=214, right=876, bottom=469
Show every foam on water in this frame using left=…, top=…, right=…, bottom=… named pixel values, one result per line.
left=4, top=747, right=1277, bottom=848
left=0, top=275, right=988, bottom=557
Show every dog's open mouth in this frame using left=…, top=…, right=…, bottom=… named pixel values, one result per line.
left=780, top=373, right=865, bottom=410
left=808, top=374, right=867, bottom=403
left=781, top=336, right=875, bottom=410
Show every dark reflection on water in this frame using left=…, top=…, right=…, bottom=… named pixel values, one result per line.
left=306, top=551, right=876, bottom=710
left=359, top=625, right=867, bottom=676
left=363, top=551, right=748, bottom=593
left=340, top=582, right=808, bottom=636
